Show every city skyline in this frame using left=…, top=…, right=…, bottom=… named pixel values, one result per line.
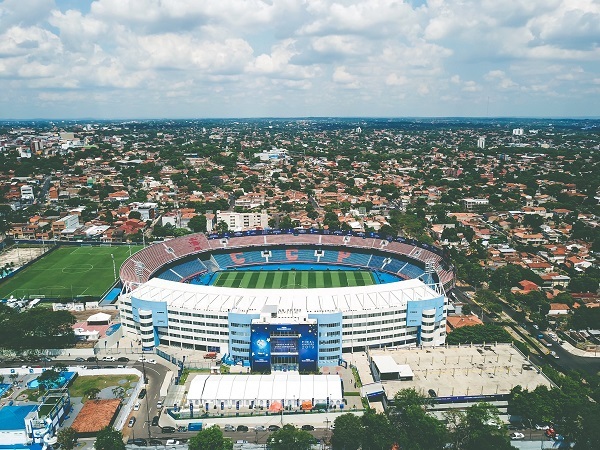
left=1, top=0, right=599, bottom=119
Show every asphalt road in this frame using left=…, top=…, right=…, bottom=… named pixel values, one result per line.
left=127, top=361, right=170, bottom=441
left=452, top=287, right=600, bottom=376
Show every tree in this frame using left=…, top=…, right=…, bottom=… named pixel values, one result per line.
left=360, top=409, right=396, bottom=450
left=388, top=389, right=447, bottom=450
left=188, top=214, right=207, bottom=233
left=84, top=388, right=101, bottom=400
left=331, top=413, right=363, bottom=450
left=37, top=369, right=61, bottom=392
left=523, top=214, right=544, bottom=232
left=56, top=426, right=77, bottom=450
left=215, top=220, right=228, bottom=233
left=188, top=425, right=232, bottom=450
left=266, top=424, right=315, bottom=450
left=446, top=324, right=512, bottom=345
left=94, top=426, right=125, bottom=450
left=445, top=403, right=514, bottom=450
left=128, top=210, right=142, bottom=220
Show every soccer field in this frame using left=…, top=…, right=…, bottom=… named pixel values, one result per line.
left=0, top=245, right=142, bottom=300
left=212, top=270, right=376, bottom=289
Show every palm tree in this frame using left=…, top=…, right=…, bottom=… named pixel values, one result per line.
left=84, top=387, right=101, bottom=400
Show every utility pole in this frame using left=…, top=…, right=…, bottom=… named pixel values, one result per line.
left=141, top=355, right=152, bottom=441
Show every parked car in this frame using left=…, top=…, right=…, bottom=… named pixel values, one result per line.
left=237, top=425, right=249, bottom=432
left=128, top=417, right=136, bottom=427
left=149, top=440, right=163, bottom=446
left=428, top=389, right=437, bottom=397
left=138, top=389, right=147, bottom=399
left=102, top=356, right=115, bottom=362
left=166, top=440, right=180, bottom=445
left=151, top=416, right=159, bottom=426
left=254, top=425, right=266, bottom=432
left=535, top=424, right=550, bottom=430
left=224, top=425, right=235, bottom=432
left=133, top=402, right=140, bottom=411
left=510, top=432, right=525, bottom=440
left=131, top=438, right=147, bottom=447
left=301, top=425, right=315, bottom=431
left=117, top=357, right=130, bottom=362
left=74, top=357, right=85, bottom=362
left=156, top=400, right=163, bottom=410
left=268, top=425, right=280, bottom=432
left=146, top=359, right=156, bottom=364
left=161, top=426, right=176, bottom=434
left=86, top=356, right=97, bottom=362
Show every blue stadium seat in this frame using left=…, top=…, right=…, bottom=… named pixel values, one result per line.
left=157, top=269, right=183, bottom=282
left=171, top=259, right=206, bottom=278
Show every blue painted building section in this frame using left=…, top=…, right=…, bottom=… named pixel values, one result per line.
left=310, top=311, right=343, bottom=367
left=228, top=312, right=259, bottom=365
left=131, top=297, right=168, bottom=326
left=406, top=296, right=445, bottom=326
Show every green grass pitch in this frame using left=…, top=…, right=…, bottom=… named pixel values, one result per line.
left=212, top=270, right=376, bottom=289
left=0, top=245, right=142, bottom=299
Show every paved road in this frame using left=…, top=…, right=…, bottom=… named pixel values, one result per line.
left=126, top=361, right=170, bottom=442
left=452, top=287, right=600, bottom=376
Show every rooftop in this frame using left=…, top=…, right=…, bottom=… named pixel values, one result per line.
left=71, top=399, right=121, bottom=434
left=355, top=344, right=553, bottom=401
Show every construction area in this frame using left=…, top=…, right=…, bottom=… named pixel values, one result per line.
left=355, top=343, right=554, bottom=413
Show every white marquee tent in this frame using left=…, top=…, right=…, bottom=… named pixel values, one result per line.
left=187, top=374, right=343, bottom=409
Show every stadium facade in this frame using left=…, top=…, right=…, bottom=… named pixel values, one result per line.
left=118, top=230, right=455, bottom=370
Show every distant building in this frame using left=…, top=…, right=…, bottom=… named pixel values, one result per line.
left=461, top=198, right=489, bottom=211
left=477, top=136, right=486, bottom=149
left=512, top=128, right=524, bottom=136
left=254, top=148, right=288, bottom=162
left=20, top=185, right=34, bottom=202
left=214, top=210, right=269, bottom=232
left=129, top=202, right=158, bottom=221
left=52, top=214, right=80, bottom=235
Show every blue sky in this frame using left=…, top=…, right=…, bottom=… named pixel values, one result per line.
left=1, top=0, right=599, bottom=119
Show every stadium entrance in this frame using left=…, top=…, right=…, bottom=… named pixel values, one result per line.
left=250, top=321, right=318, bottom=373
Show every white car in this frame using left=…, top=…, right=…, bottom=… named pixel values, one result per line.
left=536, top=424, right=550, bottom=430
left=254, top=425, right=266, bottom=432
left=146, top=359, right=156, bottom=364
left=102, top=356, right=115, bottom=362
left=133, top=402, right=140, bottom=411
left=510, top=432, right=525, bottom=440
left=166, top=440, right=180, bottom=445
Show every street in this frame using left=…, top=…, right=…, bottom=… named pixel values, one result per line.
left=452, top=287, right=600, bottom=376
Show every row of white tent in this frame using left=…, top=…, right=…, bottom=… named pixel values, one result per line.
left=187, top=374, right=343, bottom=407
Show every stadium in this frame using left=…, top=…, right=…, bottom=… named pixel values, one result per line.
left=118, top=230, right=455, bottom=371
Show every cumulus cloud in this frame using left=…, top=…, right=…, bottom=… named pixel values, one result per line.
left=0, top=0, right=597, bottom=118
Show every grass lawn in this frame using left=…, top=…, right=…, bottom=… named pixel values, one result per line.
left=69, top=374, right=139, bottom=401
left=0, top=245, right=142, bottom=299
left=212, top=269, right=375, bottom=289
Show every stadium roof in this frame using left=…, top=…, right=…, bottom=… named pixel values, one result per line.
left=128, top=277, right=441, bottom=314
left=187, top=374, right=342, bottom=403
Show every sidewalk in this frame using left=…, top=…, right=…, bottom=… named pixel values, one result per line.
left=560, top=341, right=600, bottom=358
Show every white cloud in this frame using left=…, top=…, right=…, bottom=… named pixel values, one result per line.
left=0, top=0, right=598, bottom=118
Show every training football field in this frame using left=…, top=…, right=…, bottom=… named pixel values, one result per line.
left=212, top=270, right=376, bottom=289
left=0, top=245, right=142, bottom=299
